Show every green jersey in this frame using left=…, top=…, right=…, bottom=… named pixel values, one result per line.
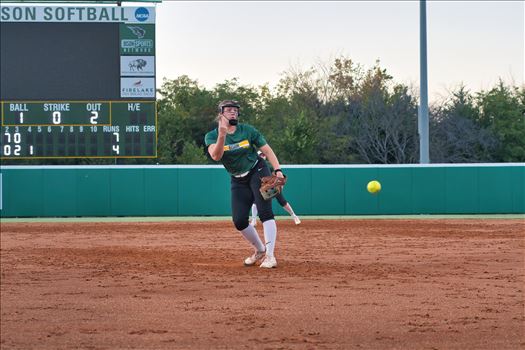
left=205, top=123, right=267, bottom=176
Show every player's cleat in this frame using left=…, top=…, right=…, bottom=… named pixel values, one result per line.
left=250, top=217, right=257, bottom=226
left=244, top=250, right=265, bottom=266
left=293, top=216, right=301, bottom=225
left=259, top=255, right=277, bottom=269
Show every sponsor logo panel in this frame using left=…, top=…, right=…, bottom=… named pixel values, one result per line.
left=120, top=77, right=155, bottom=98
left=120, top=56, right=155, bottom=76
left=119, top=23, right=155, bottom=55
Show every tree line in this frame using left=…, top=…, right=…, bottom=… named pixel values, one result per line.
left=5, top=56, right=524, bottom=165
left=156, top=56, right=524, bottom=164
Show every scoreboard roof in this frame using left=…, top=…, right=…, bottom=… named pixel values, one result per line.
left=0, top=1, right=162, bottom=3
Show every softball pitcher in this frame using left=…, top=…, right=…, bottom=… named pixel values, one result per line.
left=205, top=100, right=285, bottom=268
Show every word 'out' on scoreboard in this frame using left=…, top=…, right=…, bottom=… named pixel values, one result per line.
left=0, top=4, right=157, bottom=159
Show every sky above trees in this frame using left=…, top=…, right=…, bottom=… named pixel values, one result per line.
left=155, top=1, right=523, bottom=103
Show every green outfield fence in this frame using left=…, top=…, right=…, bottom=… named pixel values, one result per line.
left=0, top=164, right=523, bottom=217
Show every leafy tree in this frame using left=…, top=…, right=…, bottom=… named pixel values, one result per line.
left=280, top=110, right=318, bottom=163
left=273, top=57, right=361, bottom=163
left=156, top=76, right=215, bottom=164
left=346, top=62, right=419, bottom=164
left=430, top=86, right=497, bottom=163
left=176, top=140, right=208, bottom=164
left=475, top=81, right=525, bottom=161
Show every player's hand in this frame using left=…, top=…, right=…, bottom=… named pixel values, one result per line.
left=218, top=114, right=228, bottom=135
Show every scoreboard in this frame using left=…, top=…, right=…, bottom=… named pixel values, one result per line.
left=0, top=4, right=157, bottom=159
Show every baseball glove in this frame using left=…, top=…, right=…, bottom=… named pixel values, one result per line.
left=260, top=174, right=287, bottom=200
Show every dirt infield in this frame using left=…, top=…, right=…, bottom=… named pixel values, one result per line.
left=1, top=219, right=524, bottom=349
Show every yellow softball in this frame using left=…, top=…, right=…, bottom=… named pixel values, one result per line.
left=367, top=180, right=381, bottom=194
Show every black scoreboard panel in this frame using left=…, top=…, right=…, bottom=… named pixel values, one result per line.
left=0, top=22, right=120, bottom=100
left=0, top=5, right=157, bottom=159
left=1, top=101, right=156, bottom=158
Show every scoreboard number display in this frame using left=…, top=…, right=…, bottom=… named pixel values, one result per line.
left=0, top=4, right=157, bottom=159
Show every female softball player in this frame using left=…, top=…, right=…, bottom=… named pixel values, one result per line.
left=205, top=100, right=285, bottom=269
left=251, top=151, right=301, bottom=226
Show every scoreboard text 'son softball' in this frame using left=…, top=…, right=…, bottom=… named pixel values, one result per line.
left=0, top=5, right=157, bottom=159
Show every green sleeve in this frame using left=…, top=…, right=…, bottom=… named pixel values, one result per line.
left=250, top=125, right=267, bottom=148
left=204, top=129, right=218, bottom=146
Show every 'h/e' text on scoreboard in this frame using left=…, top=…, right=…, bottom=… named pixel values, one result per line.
left=0, top=4, right=157, bottom=159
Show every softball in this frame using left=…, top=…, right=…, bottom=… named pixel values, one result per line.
left=367, top=180, right=381, bottom=194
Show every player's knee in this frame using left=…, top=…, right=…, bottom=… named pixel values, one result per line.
left=258, top=210, right=274, bottom=223
left=233, top=217, right=249, bottom=231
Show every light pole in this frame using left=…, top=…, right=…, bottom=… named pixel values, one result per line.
left=419, top=0, right=430, bottom=163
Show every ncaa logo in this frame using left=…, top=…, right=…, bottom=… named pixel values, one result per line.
left=135, top=7, right=150, bottom=22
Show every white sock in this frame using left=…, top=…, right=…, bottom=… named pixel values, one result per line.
left=283, top=203, right=296, bottom=217
left=240, top=225, right=265, bottom=252
left=251, top=203, right=258, bottom=220
left=262, top=219, right=277, bottom=257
